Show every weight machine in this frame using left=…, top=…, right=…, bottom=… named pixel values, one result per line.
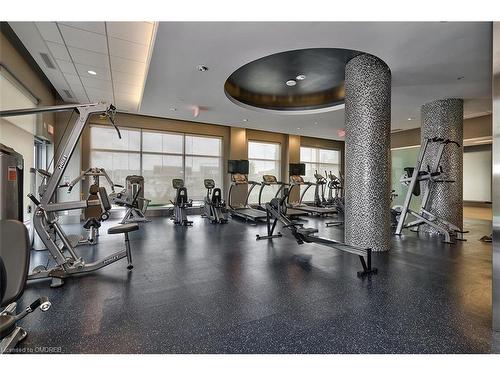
left=0, top=103, right=139, bottom=287
left=394, top=137, right=467, bottom=243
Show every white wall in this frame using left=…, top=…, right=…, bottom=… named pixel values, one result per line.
left=463, top=148, right=492, bottom=202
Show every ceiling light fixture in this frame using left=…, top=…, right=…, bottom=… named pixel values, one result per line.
left=297, top=127, right=302, bottom=130
left=87, top=70, right=97, bottom=76
left=286, top=79, right=297, bottom=87
left=314, top=121, right=318, bottom=125
left=243, top=119, right=248, bottom=122
left=170, top=108, right=177, bottom=111
left=197, top=65, right=208, bottom=72
left=407, top=117, right=412, bottom=121
left=296, top=74, right=306, bottom=81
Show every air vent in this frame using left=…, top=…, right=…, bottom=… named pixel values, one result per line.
left=39, top=52, right=56, bottom=69
left=62, top=89, right=73, bottom=99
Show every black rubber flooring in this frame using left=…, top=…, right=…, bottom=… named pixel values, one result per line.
left=14, top=214, right=497, bottom=353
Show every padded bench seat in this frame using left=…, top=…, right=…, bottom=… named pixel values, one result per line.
left=107, top=223, right=139, bottom=235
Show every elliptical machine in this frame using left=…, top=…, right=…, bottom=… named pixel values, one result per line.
left=170, top=179, right=193, bottom=226
left=203, top=179, right=228, bottom=224
left=313, top=170, right=328, bottom=207
left=325, top=170, right=344, bottom=214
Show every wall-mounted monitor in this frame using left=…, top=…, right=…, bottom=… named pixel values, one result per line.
left=228, top=159, right=249, bottom=174
left=289, top=163, right=305, bottom=176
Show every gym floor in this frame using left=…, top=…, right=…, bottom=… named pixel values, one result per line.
left=17, top=214, right=498, bottom=354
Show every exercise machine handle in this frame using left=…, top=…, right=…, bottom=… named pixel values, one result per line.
left=27, top=193, right=41, bottom=206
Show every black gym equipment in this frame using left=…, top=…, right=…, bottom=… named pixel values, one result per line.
left=256, top=188, right=377, bottom=277
left=1, top=220, right=52, bottom=353
left=203, top=179, right=228, bottom=224
left=170, top=178, right=193, bottom=226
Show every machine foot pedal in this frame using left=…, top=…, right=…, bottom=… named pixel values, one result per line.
left=357, top=268, right=378, bottom=278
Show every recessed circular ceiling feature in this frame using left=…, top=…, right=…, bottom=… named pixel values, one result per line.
left=224, top=48, right=361, bottom=112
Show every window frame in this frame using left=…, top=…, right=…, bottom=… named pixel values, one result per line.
left=247, top=140, right=282, bottom=205
left=299, top=145, right=342, bottom=202
left=89, top=125, right=223, bottom=204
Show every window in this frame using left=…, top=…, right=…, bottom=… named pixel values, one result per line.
left=90, top=126, right=222, bottom=205
left=300, top=146, right=341, bottom=202
left=248, top=141, right=281, bottom=204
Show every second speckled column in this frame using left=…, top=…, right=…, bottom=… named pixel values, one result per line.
left=420, top=98, right=464, bottom=234
left=344, top=53, right=392, bottom=252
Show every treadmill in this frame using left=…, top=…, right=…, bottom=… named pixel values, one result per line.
left=227, top=160, right=268, bottom=222
left=257, top=175, right=307, bottom=218
left=287, top=164, right=337, bottom=216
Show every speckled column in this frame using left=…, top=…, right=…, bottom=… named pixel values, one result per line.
left=420, top=98, right=464, bottom=234
left=344, top=54, right=392, bottom=252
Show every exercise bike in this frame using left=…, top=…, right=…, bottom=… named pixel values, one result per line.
left=170, top=179, right=193, bottom=226
left=203, top=179, right=228, bottom=224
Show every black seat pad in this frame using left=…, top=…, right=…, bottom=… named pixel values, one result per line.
left=107, top=223, right=139, bottom=235
left=0, top=314, right=16, bottom=339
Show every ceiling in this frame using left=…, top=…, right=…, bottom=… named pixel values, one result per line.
left=8, top=22, right=493, bottom=140
left=8, top=22, right=156, bottom=111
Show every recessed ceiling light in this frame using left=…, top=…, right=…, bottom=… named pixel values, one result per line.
left=286, top=79, right=297, bottom=87
left=314, top=121, right=318, bottom=125
left=407, top=117, right=412, bottom=121
left=243, top=118, right=248, bottom=122
left=88, top=70, right=97, bottom=75
left=170, top=108, right=177, bottom=111
left=297, top=127, right=302, bottom=130
left=296, top=74, right=306, bottom=81
left=197, top=65, right=208, bottom=72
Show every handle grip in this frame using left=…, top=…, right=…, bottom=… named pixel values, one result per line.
left=27, top=193, right=40, bottom=206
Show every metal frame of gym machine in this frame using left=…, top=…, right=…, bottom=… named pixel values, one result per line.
left=257, top=175, right=305, bottom=218
left=227, top=173, right=268, bottom=222
left=256, top=191, right=377, bottom=277
left=0, top=103, right=135, bottom=287
left=394, top=137, right=467, bottom=243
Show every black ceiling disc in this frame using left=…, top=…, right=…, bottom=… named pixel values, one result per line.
left=225, top=48, right=361, bottom=111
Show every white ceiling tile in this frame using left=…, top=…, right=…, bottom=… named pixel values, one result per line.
left=110, top=55, right=146, bottom=75
left=86, top=87, right=114, bottom=102
left=46, top=41, right=71, bottom=61
left=59, top=24, right=108, bottom=54
left=81, top=76, right=113, bottom=91
left=106, top=22, right=154, bottom=45
left=68, top=47, right=109, bottom=68
left=114, top=82, right=142, bottom=96
left=56, top=59, right=78, bottom=75
left=108, top=37, right=149, bottom=63
left=36, top=22, right=64, bottom=44
left=59, top=22, right=106, bottom=35
left=63, top=73, right=83, bottom=86
left=112, top=70, right=144, bottom=86
left=77, top=95, right=90, bottom=103
left=74, top=63, right=112, bottom=81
